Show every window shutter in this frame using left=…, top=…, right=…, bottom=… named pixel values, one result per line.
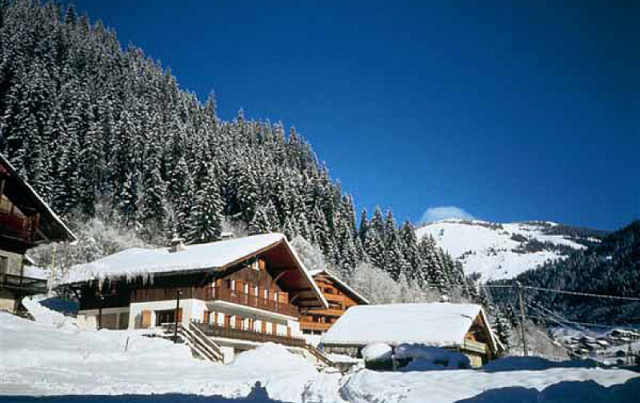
left=141, top=310, right=152, bottom=328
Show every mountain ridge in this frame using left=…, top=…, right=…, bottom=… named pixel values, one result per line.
left=416, top=218, right=606, bottom=282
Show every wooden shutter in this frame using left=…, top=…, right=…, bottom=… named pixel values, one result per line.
left=261, top=321, right=267, bottom=333
left=224, top=314, right=231, bottom=328
left=141, top=310, right=152, bottom=328
left=203, top=310, right=210, bottom=324
left=278, top=292, right=288, bottom=304
left=287, top=327, right=291, bottom=337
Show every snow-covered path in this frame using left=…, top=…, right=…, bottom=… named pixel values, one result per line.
left=1, top=307, right=639, bottom=403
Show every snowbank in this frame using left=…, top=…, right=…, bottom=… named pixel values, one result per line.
left=362, top=343, right=393, bottom=362
left=21, top=296, right=77, bottom=330
left=395, top=344, right=470, bottom=370
left=0, top=312, right=316, bottom=402
left=341, top=366, right=640, bottom=403
left=2, top=305, right=639, bottom=403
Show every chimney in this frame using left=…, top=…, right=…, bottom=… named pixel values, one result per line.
left=169, top=237, right=186, bottom=253
left=220, top=231, right=235, bottom=240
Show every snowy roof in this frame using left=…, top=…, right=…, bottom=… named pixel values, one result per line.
left=0, top=153, right=77, bottom=244
left=309, top=269, right=370, bottom=305
left=62, top=233, right=328, bottom=308
left=320, top=302, right=493, bottom=349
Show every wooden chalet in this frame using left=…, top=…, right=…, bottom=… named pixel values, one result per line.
left=318, top=302, right=503, bottom=367
left=62, top=234, right=330, bottom=363
left=300, top=269, right=369, bottom=336
left=0, top=153, right=77, bottom=313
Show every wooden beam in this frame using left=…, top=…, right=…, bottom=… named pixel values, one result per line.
left=273, top=270, right=291, bottom=283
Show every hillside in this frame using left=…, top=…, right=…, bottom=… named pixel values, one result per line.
left=0, top=0, right=468, bottom=301
left=492, top=221, right=640, bottom=325
left=416, top=219, right=605, bottom=281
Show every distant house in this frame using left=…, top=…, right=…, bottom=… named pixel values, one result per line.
left=300, top=269, right=369, bottom=336
left=318, top=302, right=503, bottom=367
left=62, top=233, right=330, bottom=363
left=0, top=153, right=76, bottom=313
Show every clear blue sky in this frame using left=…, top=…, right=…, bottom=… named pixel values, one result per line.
left=69, top=0, right=638, bottom=231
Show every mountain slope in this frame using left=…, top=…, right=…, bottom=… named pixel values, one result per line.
left=416, top=219, right=604, bottom=281
left=492, top=221, right=640, bottom=324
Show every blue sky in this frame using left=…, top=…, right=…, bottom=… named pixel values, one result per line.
left=69, top=1, right=638, bottom=230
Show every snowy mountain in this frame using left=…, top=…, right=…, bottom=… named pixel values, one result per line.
left=416, top=219, right=604, bottom=281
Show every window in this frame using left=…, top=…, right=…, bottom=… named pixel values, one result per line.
left=156, top=310, right=175, bottom=325
left=0, top=256, right=7, bottom=277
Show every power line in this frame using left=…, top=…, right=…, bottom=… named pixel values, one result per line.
left=525, top=315, right=622, bottom=329
left=523, top=285, right=640, bottom=302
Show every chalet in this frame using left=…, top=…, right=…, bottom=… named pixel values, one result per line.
left=0, top=153, right=77, bottom=313
left=62, top=233, right=330, bottom=363
left=300, top=269, right=369, bottom=336
left=318, top=302, right=503, bottom=367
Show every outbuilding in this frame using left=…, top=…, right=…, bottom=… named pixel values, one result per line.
left=318, top=302, right=503, bottom=367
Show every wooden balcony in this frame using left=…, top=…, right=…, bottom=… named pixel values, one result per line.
left=206, top=287, right=298, bottom=317
left=0, top=213, right=32, bottom=241
left=192, top=321, right=306, bottom=348
left=0, top=273, right=47, bottom=295
left=462, top=338, right=488, bottom=354
left=299, top=321, right=331, bottom=332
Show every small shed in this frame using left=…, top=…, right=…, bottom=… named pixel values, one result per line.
left=318, top=302, right=503, bottom=367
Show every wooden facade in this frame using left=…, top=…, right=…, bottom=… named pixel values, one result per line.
left=299, top=271, right=368, bottom=335
left=71, top=236, right=328, bottom=352
left=0, top=153, right=75, bottom=313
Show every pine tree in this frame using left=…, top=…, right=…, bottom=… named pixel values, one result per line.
left=186, top=172, right=223, bottom=244
left=248, top=201, right=275, bottom=235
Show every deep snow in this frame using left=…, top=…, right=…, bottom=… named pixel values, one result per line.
left=1, top=301, right=639, bottom=403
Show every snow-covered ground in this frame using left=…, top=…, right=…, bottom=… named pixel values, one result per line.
left=416, top=219, right=588, bottom=281
left=1, top=301, right=639, bottom=402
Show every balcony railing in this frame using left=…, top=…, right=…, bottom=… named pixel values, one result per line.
left=206, top=287, right=299, bottom=317
left=192, top=321, right=307, bottom=348
left=462, top=339, right=488, bottom=354
left=0, top=273, right=47, bottom=294
left=0, top=213, right=32, bottom=241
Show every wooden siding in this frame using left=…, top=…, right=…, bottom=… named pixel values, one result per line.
left=300, top=273, right=364, bottom=334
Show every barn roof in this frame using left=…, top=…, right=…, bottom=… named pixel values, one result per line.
left=62, top=233, right=328, bottom=308
left=320, top=302, right=498, bottom=351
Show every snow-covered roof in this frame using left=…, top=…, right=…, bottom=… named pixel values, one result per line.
left=62, top=233, right=328, bottom=308
left=309, top=269, right=370, bottom=305
left=320, top=302, right=493, bottom=349
left=23, top=265, right=50, bottom=281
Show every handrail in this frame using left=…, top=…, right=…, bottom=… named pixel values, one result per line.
left=162, top=323, right=223, bottom=362
left=188, top=322, right=224, bottom=361
left=305, top=343, right=334, bottom=367
left=193, top=321, right=307, bottom=348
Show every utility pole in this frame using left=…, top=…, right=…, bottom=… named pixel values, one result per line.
left=96, top=292, right=104, bottom=330
left=174, top=289, right=183, bottom=343
left=516, top=281, right=528, bottom=357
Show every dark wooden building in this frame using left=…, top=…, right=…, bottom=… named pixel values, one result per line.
left=300, top=269, right=369, bottom=336
left=0, top=153, right=76, bottom=313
